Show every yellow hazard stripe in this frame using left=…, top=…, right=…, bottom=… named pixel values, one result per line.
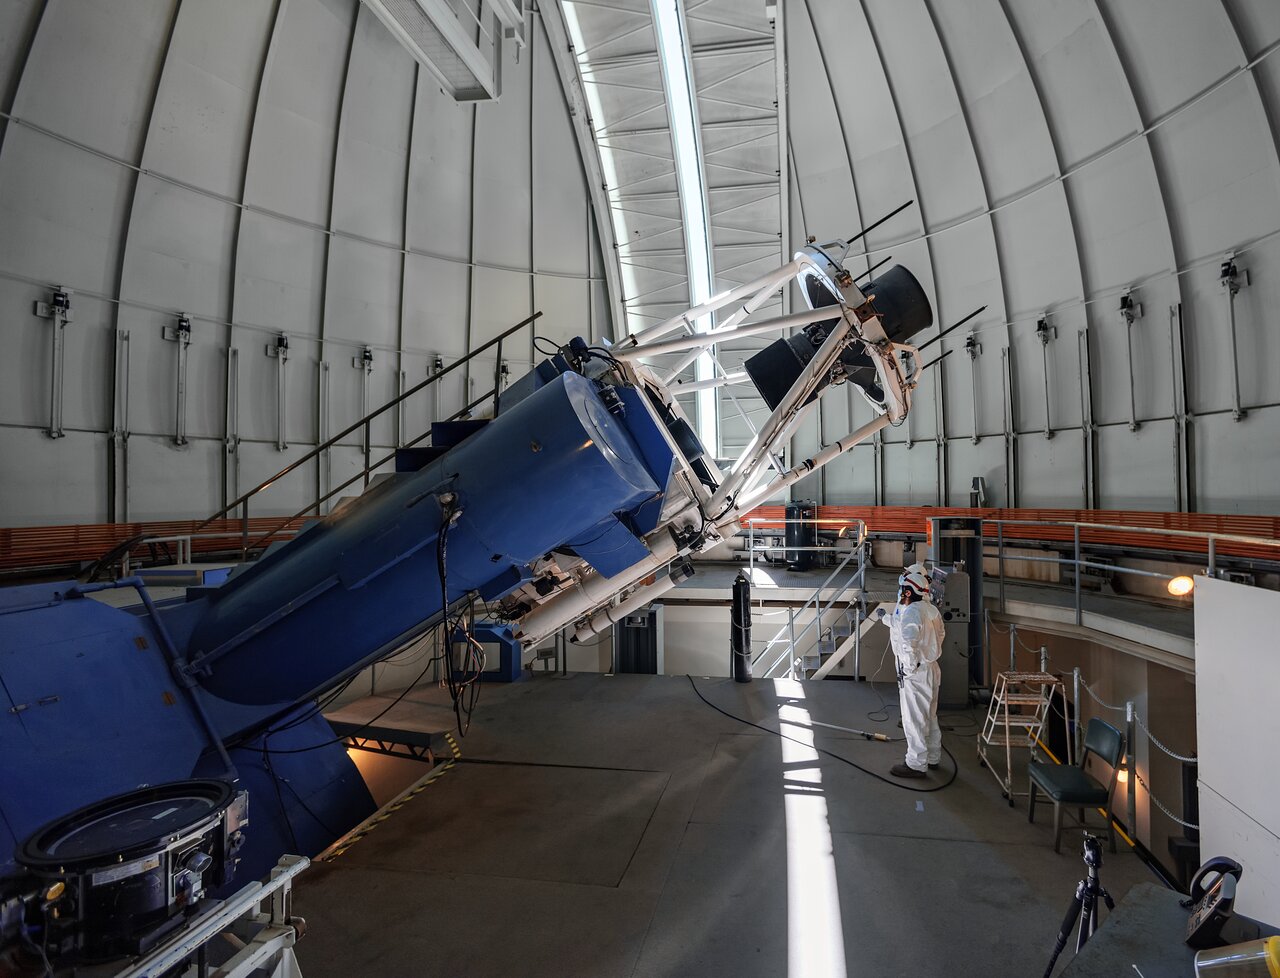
left=321, top=749, right=459, bottom=861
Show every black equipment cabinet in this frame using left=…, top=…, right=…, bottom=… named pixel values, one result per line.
left=613, top=606, right=663, bottom=674
left=785, top=501, right=818, bottom=571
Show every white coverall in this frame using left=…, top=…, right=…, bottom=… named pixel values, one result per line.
left=889, top=600, right=946, bottom=772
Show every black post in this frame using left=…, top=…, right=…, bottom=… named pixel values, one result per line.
left=731, top=570, right=752, bottom=683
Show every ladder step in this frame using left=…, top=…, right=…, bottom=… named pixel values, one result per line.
left=1003, top=694, right=1046, bottom=705
left=982, top=733, right=1036, bottom=747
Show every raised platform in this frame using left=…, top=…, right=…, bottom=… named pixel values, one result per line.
left=676, top=560, right=1195, bottom=669
left=293, top=673, right=1164, bottom=977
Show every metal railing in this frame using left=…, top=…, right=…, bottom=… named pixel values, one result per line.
left=986, top=517, right=1280, bottom=625
left=744, top=517, right=869, bottom=679
left=105, top=312, right=542, bottom=568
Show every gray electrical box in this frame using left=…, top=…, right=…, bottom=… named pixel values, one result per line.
left=929, top=517, right=985, bottom=693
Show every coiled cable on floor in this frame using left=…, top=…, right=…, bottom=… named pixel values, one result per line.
left=686, top=675, right=959, bottom=793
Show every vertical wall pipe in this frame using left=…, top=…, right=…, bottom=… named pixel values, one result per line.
left=1036, top=317, right=1055, bottom=440
left=1120, top=292, right=1141, bottom=432
left=966, top=334, right=981, bottom=444
left=1221, top=257, right=1247, bottom=422
left=1074, top=525, right=1082, bottom=626
left=1073, top=667, right=1083, bottom=763
left=1126, top=700, right=1137, bottom=839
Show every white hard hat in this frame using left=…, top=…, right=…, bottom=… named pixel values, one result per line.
left=898, top=563, right=931, bottom=598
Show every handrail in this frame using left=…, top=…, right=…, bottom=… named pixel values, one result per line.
left=759, top=554, right=864, bottom=679
left=982, top=518, right=1280, bottom=552
left=242, top=386, right=498, bottom=554
left=752, top=537, right=868, bottom=679
left=194, top=311, right=542, bottom=533
left=744, top=506, right=1280, bottom=583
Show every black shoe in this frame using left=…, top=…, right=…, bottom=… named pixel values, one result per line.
left=890, top=763, right=927, bottom=779
left=928, top=763, right=939, bottom=770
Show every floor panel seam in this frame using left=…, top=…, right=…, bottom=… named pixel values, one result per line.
left=680, top=818, right=1137, bottom=851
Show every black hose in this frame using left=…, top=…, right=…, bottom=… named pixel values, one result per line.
left=687, top=675, right=959, bottom=793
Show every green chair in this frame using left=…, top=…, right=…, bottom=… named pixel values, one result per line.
left=1027, top=718, right=1124, bottom=853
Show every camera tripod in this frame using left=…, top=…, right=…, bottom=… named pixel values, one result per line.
left=1043, top=833, right=1115, bottom=977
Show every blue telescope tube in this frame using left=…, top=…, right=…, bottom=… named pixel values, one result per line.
left=188, top=371, right=660, bottom=706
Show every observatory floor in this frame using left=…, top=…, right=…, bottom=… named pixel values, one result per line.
left=293, top=674, right=1159, bottom=977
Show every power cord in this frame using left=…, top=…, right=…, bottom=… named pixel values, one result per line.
left=262, top=646, right=445, bottom=755
left=687, top=675, right=958, bottom=793
left=865, top=635, right=900, bottom=722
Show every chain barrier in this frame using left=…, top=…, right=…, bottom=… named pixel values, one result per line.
left=1134, top=711, right=1199, bottom=764
left=1078, top=677, right=1126, bottom=713
left=1135, top=771, right=1200, bottom=830
left=995, top=639, right=1200, bottom=830
left=989, top=621, right=1053, bottom=666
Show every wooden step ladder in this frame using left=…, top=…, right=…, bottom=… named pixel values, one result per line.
left=978, top=671, right=1072, bottom=806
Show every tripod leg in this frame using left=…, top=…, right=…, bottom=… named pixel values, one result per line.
left=1076, top=894, right=1093, bottom=952
left=1044, top=884, right=1085, bottom=978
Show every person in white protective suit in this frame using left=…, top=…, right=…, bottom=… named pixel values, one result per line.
left=883, top=563, right=945, bottom=779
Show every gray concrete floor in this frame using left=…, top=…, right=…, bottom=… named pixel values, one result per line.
left=294, top=674, right=1164, bottom=977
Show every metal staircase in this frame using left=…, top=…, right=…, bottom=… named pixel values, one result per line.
left=752, top=541, right=871, bottom=680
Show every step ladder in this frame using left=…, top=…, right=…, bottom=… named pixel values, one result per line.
left=977, top=671, right=1071, bottom=806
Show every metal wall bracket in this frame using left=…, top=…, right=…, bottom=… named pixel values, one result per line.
left=1220, top=254, right=1249, bottom=421
left=224, top=347, right=241, bottom=510
left=353, top=346, right=374, bottom=463
left=397, top=368, right=407, bottom=448
left=900, top=349, right=914, bottom=449
left=1169, top=304, right=1193, bottom=512
left=162, top=313, right=193, bottom=445
left=1035, top=315, right=1056, bottom=440
left=1119, top=290, right=1142, bottom=432
left=431, top=355, right=444, bottom=423
left=318, top=361, right=331, bottom=509
left=1001, top=346, right=1018, bottom=507
left=33, top=286, right=72, bottom=438
left=965, top=332, right=982, bottom=444
left=266, top=334, right=289, bottom=451
left=1077, top=329, right=1098, bottom=509
left=111, top=329, right=132, bottom=521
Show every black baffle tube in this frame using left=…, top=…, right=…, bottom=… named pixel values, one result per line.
left=842, top=200, right=914, bottom=247
left=731, top=571, right=752, bottom=683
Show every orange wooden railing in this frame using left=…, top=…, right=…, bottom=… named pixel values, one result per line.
left=2, top=507, right=1277, bottom=575
left=0, top=517, right=308, bottom=573
left=740, top=506, right=1280, bottom=563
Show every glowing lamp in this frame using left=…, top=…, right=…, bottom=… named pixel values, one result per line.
left=1167, top=576, right=1195, bottom=597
